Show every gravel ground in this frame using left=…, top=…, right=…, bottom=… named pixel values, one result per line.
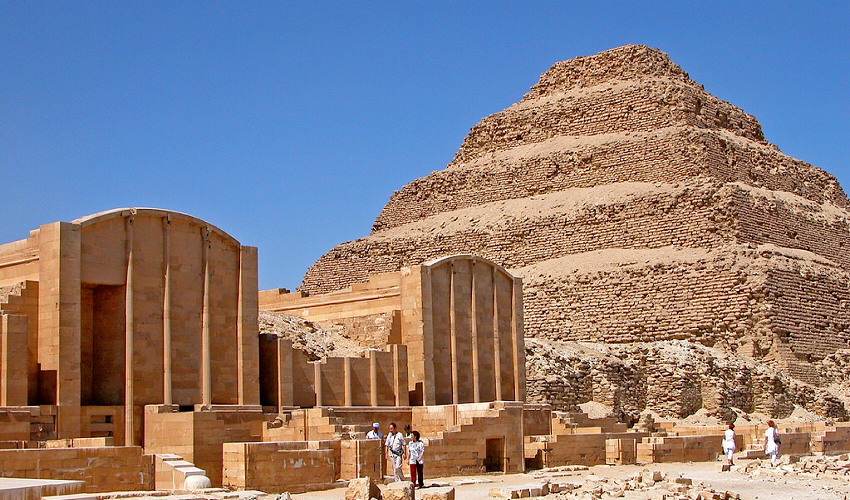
left=290, top=457, right=850, bottom=500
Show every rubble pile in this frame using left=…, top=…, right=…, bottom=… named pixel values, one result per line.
left=258, top=311, right=367, bottom=360
left=525, top=339, right=847, bottom=423
left=491, top=469, right=741, bottom=499
left=742, top=454, right=850, bottom=480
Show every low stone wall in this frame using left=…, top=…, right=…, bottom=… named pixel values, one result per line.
left=222, top=441, right=337, bottom=494
left=637, top=435, right=722, bottom=463
left=0, top=446, right=153, bottom=492
left=340, top=439, right=383, bottom=482
left=526, top=433, right=608, bottom=468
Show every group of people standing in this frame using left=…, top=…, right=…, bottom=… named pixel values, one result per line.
left=366, top=422, right=426, bottom=488
left=721, top=420, right=781, bottom=467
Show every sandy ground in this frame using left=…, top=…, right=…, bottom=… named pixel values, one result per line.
left=290, top=458, right=850, bottom=500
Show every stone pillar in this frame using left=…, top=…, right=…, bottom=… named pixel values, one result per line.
left=512, top=277, right=526, bottom=402
left=390, top=344, right=408, bottom=406
left=38, top=222, right=82, bottom=438
left=278, top=338, right=294, bottom=407
left=0, top=314, right=28, bottom=406
left=511, top=277, right=525, bottom=402
left=369, top=350, right=379, bottom=406
left=237, top=246, right=259, bottom=406
left=492, top=267, right=502, bottom=401
left=124, top=214, right=135, bottom=445
left=449, top=264, right=459, bottom=404
left=162, top=215, right=172, bottom=406
left=344, top=357, right=353, bottom=406
left=314, top=362, right=323, bottom=407
left=201, top=227, right=211, bottom=407
left=470, top=260, right=480, bottom=403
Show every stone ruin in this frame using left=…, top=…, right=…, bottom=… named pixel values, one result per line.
left=0, top=45, right=849, bottom=499
left=300, top=44, right=850, bottom=421
left=0, top=208, right=531, bottom=495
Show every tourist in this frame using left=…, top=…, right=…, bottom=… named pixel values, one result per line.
left=367, top=422, right=382, bottom=440
left=764, top=420, right=780, bottom=466
left=385, top=422, right=407, bottom=482
left=408, top=430, right=425, bottom=489
left=722, top=423, right=736, bottom=466
left=404, top=423, right=412, bottom=439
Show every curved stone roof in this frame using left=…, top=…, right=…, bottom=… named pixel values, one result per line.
left=72, top=207, right=240, bottom=246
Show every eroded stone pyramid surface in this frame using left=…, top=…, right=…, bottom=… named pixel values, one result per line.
left=301, top=45, right=850, bottom=406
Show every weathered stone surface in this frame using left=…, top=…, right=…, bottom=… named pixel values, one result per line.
left=344, top=477, right=380, bottom=500
left=525, top=340, right=847, bottom=423
left=381, top=482, right=414, bottom=500
left=419, top=486, right=455, bottom=500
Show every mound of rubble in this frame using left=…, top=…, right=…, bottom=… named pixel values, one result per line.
left=258, top=311, right=368, bottom=361
left=491, top=468, right=740, bottom=500
left=525, top=339, right=846, bottom=423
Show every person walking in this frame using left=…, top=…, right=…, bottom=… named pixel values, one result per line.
left=764, top=420, right=780, bottom=466
left=408, top=430, right=425, bottom=489
left=385, top=422, right=407, bottom=482
left=721, top=423, right=736, bottom=466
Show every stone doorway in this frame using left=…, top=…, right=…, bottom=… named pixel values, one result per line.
left=485, top=437, right=505, bottom=472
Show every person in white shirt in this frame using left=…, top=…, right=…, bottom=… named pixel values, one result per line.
left=407, top=430, right=425, bottom=488
left=385, top=422, right=407, bottom=482
left=764, top=420, right=780, bottom=466
left=721, top=423, right=736, bottom=466
left=366, top=422, right=383, bottom=440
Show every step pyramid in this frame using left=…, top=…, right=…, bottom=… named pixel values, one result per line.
left=300, top=45, right=850, bottom=385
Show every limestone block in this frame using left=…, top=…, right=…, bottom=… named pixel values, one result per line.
left=488, top=487, right=519, bottom=499
left=419, top=486, right=455, bottom=500
left=345, top=477, right=380, bottom=500
left=381, top=482, right=414, bottom=500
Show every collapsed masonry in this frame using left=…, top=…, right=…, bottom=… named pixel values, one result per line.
left=300, top=44, right=850, bottom=418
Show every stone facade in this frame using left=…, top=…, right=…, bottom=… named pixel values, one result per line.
left=260, top=255, right=525, bottom=406
left=0, top=208, right=260, bottom=445
left=0, top=446, right=154, bottom=492
left=0, top=209, right=536, bottom=493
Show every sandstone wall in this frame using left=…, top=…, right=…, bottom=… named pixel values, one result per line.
left=0, top=446, right=153, bottom=492
left=222, top=441, right=337, bottom=494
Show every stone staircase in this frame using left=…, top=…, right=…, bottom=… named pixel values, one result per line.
left=551, top=411, right=629, bottom=435
left=267, top=407, right=375, bottom=441
left=154, top=454, right=208, bottom=490
left=339, top=423, right=373, bottom=440
left=0, top=280, right=37, bottom=314
left=432, top=403, right=509, bottom=438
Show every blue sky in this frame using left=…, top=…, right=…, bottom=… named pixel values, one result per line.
left=2, top=1, right=848, bottom=290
